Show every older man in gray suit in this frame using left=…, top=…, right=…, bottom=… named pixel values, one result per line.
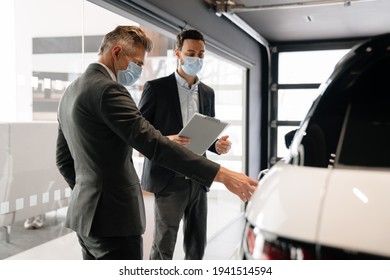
left=56, top=26, right=257, bottom=260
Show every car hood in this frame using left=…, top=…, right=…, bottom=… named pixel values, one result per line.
left=246, top=161, right=390, bottom=257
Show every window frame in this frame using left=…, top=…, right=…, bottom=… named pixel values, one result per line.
left=268, top=39, right=363, bottom=166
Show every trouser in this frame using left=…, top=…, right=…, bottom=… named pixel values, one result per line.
left=150, top=177, right=207, bottom=260
left=76, top=233, right=143, bottom=260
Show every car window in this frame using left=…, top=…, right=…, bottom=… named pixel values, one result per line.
left=291, top=51, right=390, bottom=169
left=337, top=57, right=390, bottom=168
left=289, top=91, right=347, bottom=168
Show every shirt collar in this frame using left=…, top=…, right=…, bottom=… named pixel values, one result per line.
left=97, top=62, right=117, bottom=81
left=175, top=70, right=200, bottom=90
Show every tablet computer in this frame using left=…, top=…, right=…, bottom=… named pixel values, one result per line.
left=178, top=113, right=229, bottom=155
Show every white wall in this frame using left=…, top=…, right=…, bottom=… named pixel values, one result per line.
left=0, top=1, right=17, bottom=121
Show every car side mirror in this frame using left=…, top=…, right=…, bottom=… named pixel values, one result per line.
left=257, top=169, right=269, bottom=180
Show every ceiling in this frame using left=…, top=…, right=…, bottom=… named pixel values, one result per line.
left=206, top=0, right=390, bottom=44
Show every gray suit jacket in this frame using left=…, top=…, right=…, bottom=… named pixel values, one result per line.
left=139, top=73, right=218, bottom=194
left=56, top=63, right=220, bottom=237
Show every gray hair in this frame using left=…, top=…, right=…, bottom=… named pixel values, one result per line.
left=98, top=26, right=153, bottom=55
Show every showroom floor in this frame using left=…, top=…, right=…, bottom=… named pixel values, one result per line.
left=1, top=192, right=245, bottom=260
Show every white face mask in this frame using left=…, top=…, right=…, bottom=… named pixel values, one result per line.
left=181, top=57, right=204, bottom=76
left=117, top=61, right=142, bottom=86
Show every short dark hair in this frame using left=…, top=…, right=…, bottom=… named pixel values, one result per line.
left=98, top=26, right=153, bottom=55
left=175, top=29, right=205, bottom=50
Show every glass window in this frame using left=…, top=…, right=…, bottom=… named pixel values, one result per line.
left=278, top=89, right=320, bottom=121
left=1, top=0, right=247, bottom=259
left=278, top=49, right=350, bottom=84
left=273, top=48, right=351, bottom=162
left=338, top=58, right=390, bottom=168
left=277, top=126, right=299, bottom=158
left=338, top=105, right=390, bottom=168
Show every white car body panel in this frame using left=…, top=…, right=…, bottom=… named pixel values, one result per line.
left=245, top=160, right=331, bottom=243
left=319, top=168, right=390, bottom=257
left=246, top=160, right=390, bottom=257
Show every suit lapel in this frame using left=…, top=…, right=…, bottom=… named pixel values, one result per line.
left=198, top=83, right=205, bottom=115
left=168, top=73, right=184, bottom=127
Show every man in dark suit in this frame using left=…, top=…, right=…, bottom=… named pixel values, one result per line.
left=138, top=29, right=232, bottom=260
left=56, top=26, right=257, bottom=260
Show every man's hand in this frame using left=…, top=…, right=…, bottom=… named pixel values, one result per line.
left=168, top=134, right=191, bottom=146
left=214, top=166, right=258, bottom=202
left=215, top=135, right=232, bottom=154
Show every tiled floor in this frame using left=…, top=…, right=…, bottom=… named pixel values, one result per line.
left=1, top=191, right=245, bottom=260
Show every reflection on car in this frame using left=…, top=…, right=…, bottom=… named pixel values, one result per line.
left=243, top=33, right=390, bottom=260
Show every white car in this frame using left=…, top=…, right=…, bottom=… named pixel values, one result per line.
left=243, top=33, right=390, bottom=259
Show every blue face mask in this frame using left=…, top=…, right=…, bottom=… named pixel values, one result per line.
left=117, top=61, right=142, bottom=86
left=181, top=57, right=204, bottom=76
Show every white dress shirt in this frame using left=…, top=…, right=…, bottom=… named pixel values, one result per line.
left=175, top=71, right=200, bottom=126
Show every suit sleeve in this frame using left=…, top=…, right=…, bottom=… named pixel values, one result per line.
left=100, top=84, right=220, bottom=187
left=56, top=123, right=76, bottom=189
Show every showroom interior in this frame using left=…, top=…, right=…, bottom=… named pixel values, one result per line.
left=1, top=0, right=389, bottom=260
